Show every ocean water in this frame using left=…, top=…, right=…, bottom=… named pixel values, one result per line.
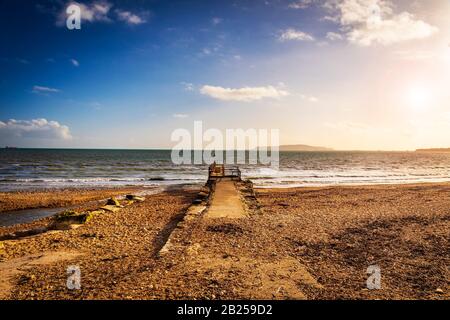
left=1, top=149, right=450, bottom=191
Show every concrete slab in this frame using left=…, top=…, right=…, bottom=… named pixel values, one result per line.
left=206, top=179, right=247, bottom=218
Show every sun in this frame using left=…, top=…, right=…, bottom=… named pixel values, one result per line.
left=406, top=86, right=432, bottom=112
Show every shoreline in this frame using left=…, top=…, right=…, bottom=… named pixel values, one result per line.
left=0, top=187, right=148, bottom=214
left=2, top=180, right=450, bottom=225
left=256, top=180, right=450, bottom=191
left=3, top=180, right=450, bottom=211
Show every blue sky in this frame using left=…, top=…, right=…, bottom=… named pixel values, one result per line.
left=1, top=0, right=449, bottom=149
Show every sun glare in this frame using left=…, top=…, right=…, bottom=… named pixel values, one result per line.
left=406, top=86, right=432, bottom=112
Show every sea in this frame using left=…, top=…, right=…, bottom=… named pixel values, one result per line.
left=1, top=149, right=450, bottom=192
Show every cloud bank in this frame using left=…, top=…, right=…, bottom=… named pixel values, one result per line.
left=279, top=28, right=315, bottom=41
left=324, top=0, right=438, bottom=46
left=0, top=119, right=72, bottom=141
left=200, top=85, right=289, bottom=102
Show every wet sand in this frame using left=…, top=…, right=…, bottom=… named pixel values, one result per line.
left=0, top=183, right=448, bottom=300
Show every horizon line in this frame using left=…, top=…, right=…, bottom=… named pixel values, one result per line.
left=1, top=147, right=431, bottom=152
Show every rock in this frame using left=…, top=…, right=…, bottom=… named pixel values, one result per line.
left=106, top=197, right=121, bottom=206
left=4, top=227, right=49, bottom=239
left=18, top=274, right=36, bottom=284
left=197, top=191, right=209, bottom=199
left=435, top=288, right=444, bottom=294
left=51, top=209, right=104, bottom=229
left=101, top=205, right=121, bottom=213
left=69, top=224, right=83, bottom=230
left=125, top=195, right=145, bottom=202
left=55, top=210, right=90, bottom=224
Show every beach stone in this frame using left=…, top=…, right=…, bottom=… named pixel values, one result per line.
left=198, top=191, right=209, bottom=199
left=69, top=224, right=83, bottom=230
left=125, top=195, right=145, bottom=202
left=52, top=210, right=101, bottom=229
left=106, top=197, right=121, bottom=206
left=201, top=186, right=210, bottom=194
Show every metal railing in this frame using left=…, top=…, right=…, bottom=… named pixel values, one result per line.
left=224, top=166, right=241, bottom=179
left=208, top=163, right=241, bottom=180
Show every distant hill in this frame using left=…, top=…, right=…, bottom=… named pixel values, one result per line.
left=416, top=148, right=450, bottom=153
left=279, top=144, right=333, bottom=151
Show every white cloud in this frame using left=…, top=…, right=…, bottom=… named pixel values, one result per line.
left=181, top=82, right=194, bottom=91
left=115, top=9, right=147, bottom=25
left=211, top=17, right=223, bottom=25
left=279, top=28, right=315, bottom=41
left=32, top=85, right=60, bottom=94
left=326, top=31, right=343, bottom=41
left=70, top=58, right=79, bottom=67
left=200, top=85, right=289, bottom=102
left=0, top=119, right=72, bottom=140
left=324, top=0, right=438, bottom=46
left=288, top=0, right=313, bottom=9
left=173, top=113, right=189, bottom=118
left=300, top=94, right=319, bottom=102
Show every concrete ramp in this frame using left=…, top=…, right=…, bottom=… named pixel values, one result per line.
left=206, top=179, right=247, bottom=218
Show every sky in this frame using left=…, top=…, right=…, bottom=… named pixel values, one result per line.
left=0, top=0, right=449, bottom=150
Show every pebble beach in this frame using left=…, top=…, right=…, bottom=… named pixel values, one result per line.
left=0, top=182, right=448, bottom=300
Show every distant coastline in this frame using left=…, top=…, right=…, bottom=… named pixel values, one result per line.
left=416, top=148, right=450, bottom=153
